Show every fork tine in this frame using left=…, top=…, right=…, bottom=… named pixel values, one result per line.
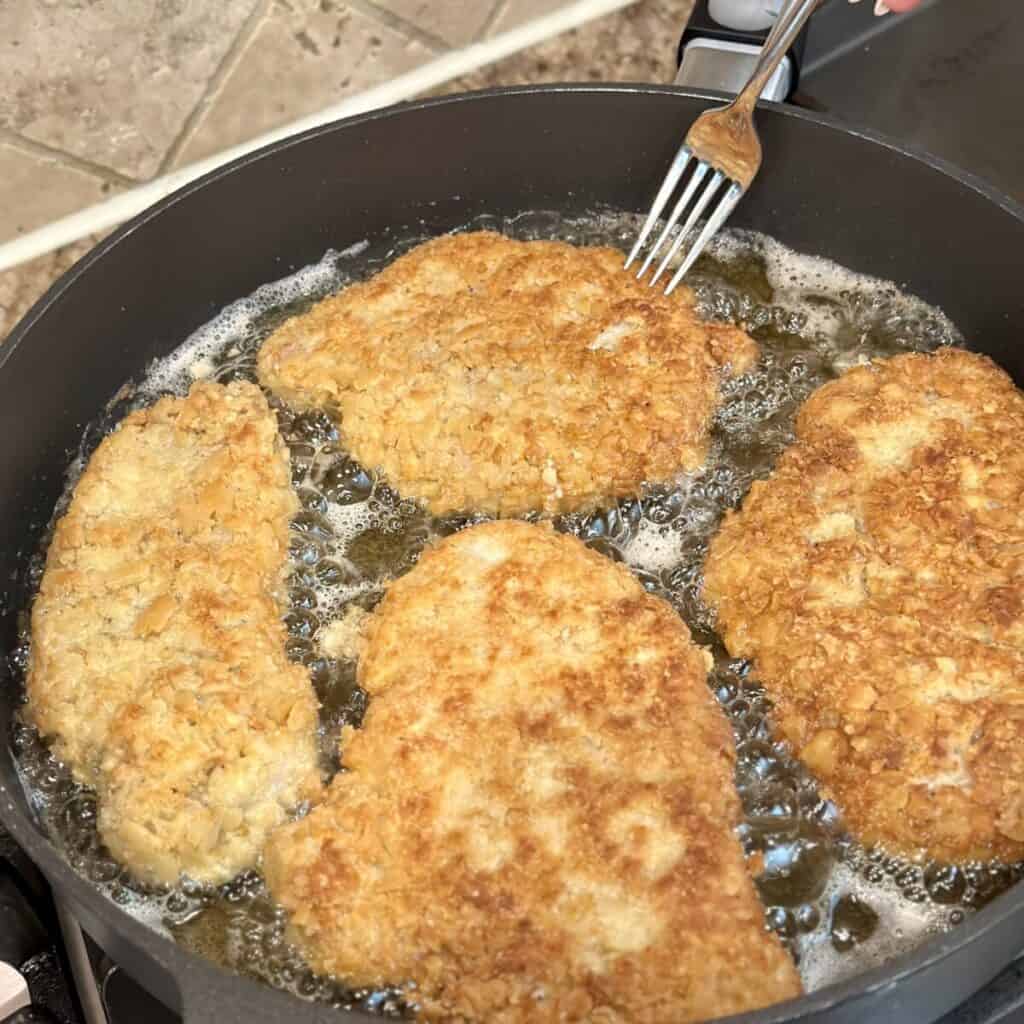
left=649, top=170, right=725, bottom=287
left=624, top=147, right=692, bottom=270
left=664, top=181, right=744, bottom=296
left=635, top=162, right=709, bottom=280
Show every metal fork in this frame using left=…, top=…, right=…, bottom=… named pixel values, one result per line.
left=626, top=0, right=820, bottom=294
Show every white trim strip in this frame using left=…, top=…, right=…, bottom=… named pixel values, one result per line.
left=0, top=0, right=636, bottom=274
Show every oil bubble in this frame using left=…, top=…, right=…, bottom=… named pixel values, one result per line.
left=7, top=210, right=982, bottom=1014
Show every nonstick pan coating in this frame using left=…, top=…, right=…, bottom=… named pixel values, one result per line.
left=2, top=86, right=1024, bottom=1024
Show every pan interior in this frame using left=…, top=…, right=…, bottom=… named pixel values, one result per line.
left=8, top=208, right=1021, bottom=1015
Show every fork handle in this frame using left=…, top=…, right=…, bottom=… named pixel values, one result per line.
left=733, top=0, right=821, bottom=112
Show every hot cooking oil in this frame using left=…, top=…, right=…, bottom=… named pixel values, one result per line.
left=11, top=209, right=1012, bottom=1014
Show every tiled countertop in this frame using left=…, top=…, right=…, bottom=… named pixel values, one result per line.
left=0, top=0, right=692, bottom=341
left=440, top=0, right=684, bottom=95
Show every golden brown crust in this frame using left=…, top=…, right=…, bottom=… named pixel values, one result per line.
left=257, top=231, right=757, bottom=517
left=264, top=521, right=800, bottom=1023
left=27, top=381, right=321, bottom=885
left=703, top=349, right=1024, bottom=863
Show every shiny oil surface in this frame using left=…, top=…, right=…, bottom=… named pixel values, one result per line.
left=10, top=210, right=1017, bottom=1016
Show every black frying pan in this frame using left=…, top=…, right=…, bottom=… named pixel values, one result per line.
left=2, top=85, right=1024, bottom=1024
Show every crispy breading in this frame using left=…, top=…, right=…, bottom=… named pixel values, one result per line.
left=27, top=381, right=321, bottom=885
left=264, top=521, right=800, bottom=1023
left=257, top=231, right=757, bottom=517
left=703, top=349, right=1024, bottom=863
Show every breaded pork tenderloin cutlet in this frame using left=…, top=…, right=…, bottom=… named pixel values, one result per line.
left=257, top=231, right=757, bottom=517
left=704, top=349, right=1024, bottom=863
left=27, top=381, right=321, bottom=885
left=264, top=521, right=800, bottom=1023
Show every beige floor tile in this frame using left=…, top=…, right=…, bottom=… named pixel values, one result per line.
left=0, top=0, right=263, bottom=181
left=0, top=143, right=114, bottom=244
left=0, top=233, right=107, bottom=344
left=370, top=0, right=495, bottom=47
left=173, top=0, right=432, bottom=168
left=438, top=0, right=687, bottom=94
left=487, top=0, right=577, bottom=36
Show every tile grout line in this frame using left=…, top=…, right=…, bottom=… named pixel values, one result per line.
left=0, top=127, right=135, bottom=189
left=343, top=0, right=451, bottom=54
left=476, top=0, right=511, bottom=41
left=158, top=0, right=277, bottom=177
left=0, top=0, right=638, bottom=275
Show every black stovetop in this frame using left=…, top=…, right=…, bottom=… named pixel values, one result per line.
left=3, top=1, right=1024, bottom=1022
left=799, top=0, right=1023, bottom=204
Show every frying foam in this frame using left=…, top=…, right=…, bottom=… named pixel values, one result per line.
left=706, top=229, right=961, bottom=374
left=796, top=861, right=950, bottom=990
left=13, top=210, right=993, bottom=1010
left=141, top=246, right=358, bottom=401
left=622, top=519, right=686, bottom=573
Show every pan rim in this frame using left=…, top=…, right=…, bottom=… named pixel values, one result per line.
left=2, top=82, right=1023, bottom=1023
left=4, top=81, right=1023, bottom=374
